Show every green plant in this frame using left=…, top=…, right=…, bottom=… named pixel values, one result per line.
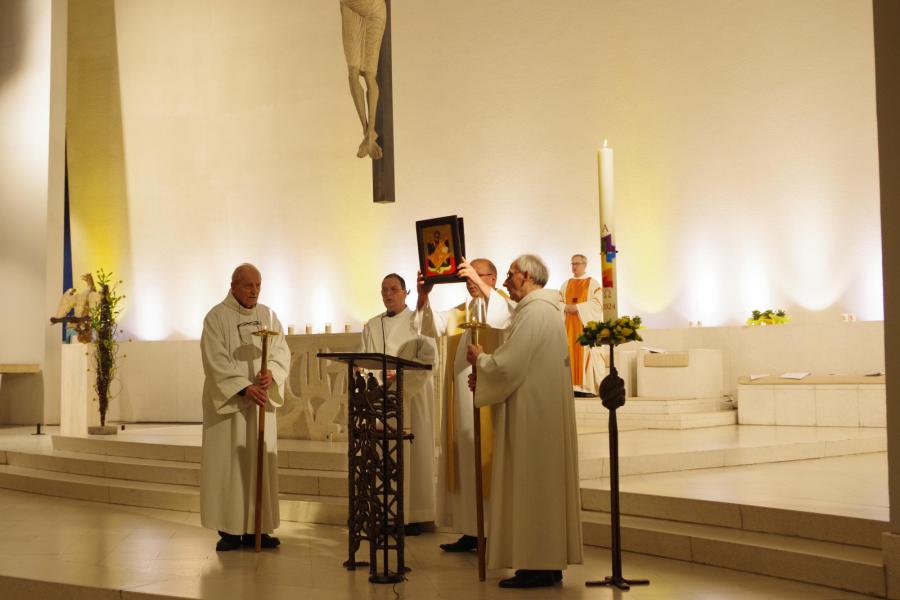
left=746, top=309, right=789, bottom=326
left=88, top=269, right=125, bottom=427
left=578, top=315, right=643, bottom=347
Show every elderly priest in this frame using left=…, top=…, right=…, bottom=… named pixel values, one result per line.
left=200, top=263, right=290, bottom=551
left=466, top=254, right=583, bottom=588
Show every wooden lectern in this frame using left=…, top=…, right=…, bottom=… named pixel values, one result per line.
left=317, top=352, right=431, bottom=584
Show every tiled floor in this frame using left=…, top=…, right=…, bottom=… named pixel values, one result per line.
left=582, top=452, right=889, bottom=521
left=0, top=488, right=876, bottom=600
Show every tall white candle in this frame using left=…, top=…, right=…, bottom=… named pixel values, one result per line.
left=597, top=140, right=618, bottom=320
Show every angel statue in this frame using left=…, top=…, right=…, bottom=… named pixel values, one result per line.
left=50, top=273, right=101, bottom=343
left=340, top=0, right=386, bottom=159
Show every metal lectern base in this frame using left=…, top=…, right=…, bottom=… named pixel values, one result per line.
left=586, top=576, right=650, bottom=591
left=369, top=572, right=404, bottom=584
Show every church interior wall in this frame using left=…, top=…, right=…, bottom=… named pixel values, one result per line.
left=0, top=0, right=65, bottom=425
left=0, top=2, right=887, bottom=426
left=58, top=0, right=882, bottom=343
left=0, top=2, right=52, bottom=370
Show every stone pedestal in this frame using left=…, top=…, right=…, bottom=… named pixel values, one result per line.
left=60, top=344, right=117, bottom=435
left=60, top=344, right=92, bottom=435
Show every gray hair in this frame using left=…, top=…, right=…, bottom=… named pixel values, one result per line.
left=231, top=263, right=260, bottom=284
left=512, top=254, right=549, bottom=287
left=572, top=254, right=587, bottom=263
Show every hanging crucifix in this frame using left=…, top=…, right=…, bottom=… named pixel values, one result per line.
left=340, top=0, right=395, bottom=203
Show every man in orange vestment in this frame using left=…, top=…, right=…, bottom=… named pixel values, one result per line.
left=559, top=254, right=605, bottom=396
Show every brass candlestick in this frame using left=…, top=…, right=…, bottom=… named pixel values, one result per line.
left=459, top=296, right=488, bottom=581
left=251, top=328, right=279, bottom=552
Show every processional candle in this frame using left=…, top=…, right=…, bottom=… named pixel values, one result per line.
left=598, top=140, right=618, bottom=321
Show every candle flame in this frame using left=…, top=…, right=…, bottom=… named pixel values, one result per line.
left=603, top=139, right=608, bottom=148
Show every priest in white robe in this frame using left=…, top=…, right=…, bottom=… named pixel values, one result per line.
left=200, top=263, right=291, bottom=551
left=560, top=254, right=605, bottom=396
left=467, top=254, right=583, bottom=589
left=361, top=273, right=437, bottom=531
left=417, top=259, right=515, bottom=552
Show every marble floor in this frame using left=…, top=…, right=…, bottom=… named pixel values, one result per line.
left=582, top=452, right=889, bottom=521
left=0, top=487, right=877, bottom=600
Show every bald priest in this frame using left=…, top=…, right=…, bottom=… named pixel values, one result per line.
left=200, top=263, right=290, bottom=551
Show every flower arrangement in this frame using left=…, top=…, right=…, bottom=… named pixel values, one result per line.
left=578, top=315, right=643, bottom=347
left=88, top=269, right=125, bottom=429
left=746, top=309, right=789, bottom=326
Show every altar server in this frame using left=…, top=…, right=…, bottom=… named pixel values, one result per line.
left=467, top=255, right=583, bottom=588
left=361, top=273, right=437, bottom=532
left=560, top=254, right=605, bottom=396
left=417, top=259, right=515, bottom=552
left=200, top=263, right=291, bottom=551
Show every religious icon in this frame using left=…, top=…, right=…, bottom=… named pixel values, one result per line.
left=416, top=215, right=466, bottom=284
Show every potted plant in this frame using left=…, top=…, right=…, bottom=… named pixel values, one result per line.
left=87, top=269, right=124, bottom=435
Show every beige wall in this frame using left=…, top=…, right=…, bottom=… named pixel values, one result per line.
left=61, top=0, right=882, bottom=340
left=0, top=0, right=66, bottom=424
left=0, top=1, right=53, bottom=366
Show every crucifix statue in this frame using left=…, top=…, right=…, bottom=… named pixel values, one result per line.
left=340, top=0, right=395, bottom=202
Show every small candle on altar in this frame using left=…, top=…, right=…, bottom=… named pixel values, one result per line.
left=344, top=323, right=351, bottom=333
left=287, top=324, right=295, bottom=335
left=325, top=323, right=333, bottom=333
left=305, top=323, right=312, bottom=334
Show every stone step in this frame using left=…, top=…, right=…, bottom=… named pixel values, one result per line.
left=52, top=434, right=348, bottom=472
left=581, top=511, right=884, bottom=597
left=2, top=449, right=349, bottom=497
left=578, top=410, right=737, bottom=430
left=576, top=396, right=732, bottom=416
left=581, top=487, right=885, bottom=549
left=0, top=464, right=346, bottom=526
left=576, top=429, right=886, bottom=479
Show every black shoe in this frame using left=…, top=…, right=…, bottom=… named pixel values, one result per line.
left=241, top=533, right=281, bottom=548
left=499, top=570, right=556, bottom=588
left=216, top=532, right=241, bottom=552
left=516, top=569, right=562, bottom=582
left=440, top=534, right=478, bottom=552
left=516, top=569, right=562, bottom=581
left=404, top=523, right=423, bottom=536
